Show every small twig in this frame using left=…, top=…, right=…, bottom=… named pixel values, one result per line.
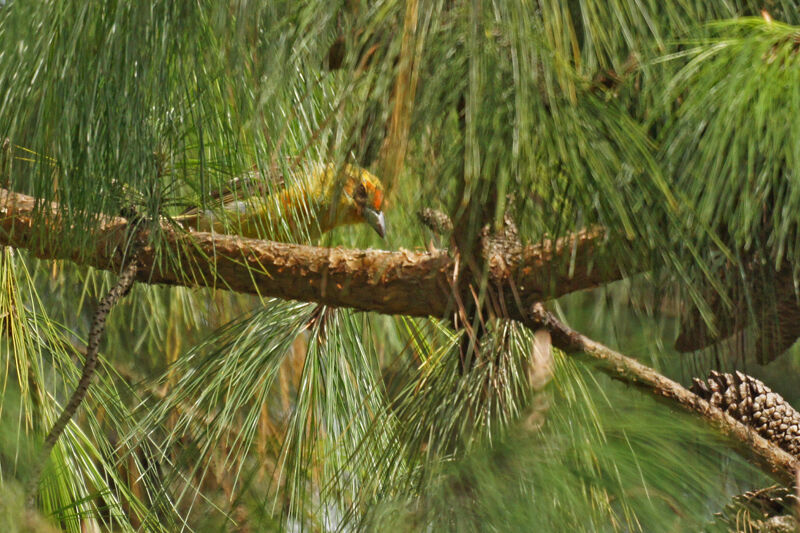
left=523, top=303, right=800, bottom=483
left=26, top=256, right=142, bottom=507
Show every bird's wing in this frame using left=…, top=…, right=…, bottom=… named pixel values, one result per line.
left=176, top=159, right=329, bottom=241
left=179, top=158, right=301, bottom=216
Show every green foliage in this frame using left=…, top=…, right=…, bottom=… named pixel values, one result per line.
left=0, top=250, right=163, bottom=531
left=663, top=18, right=800, bottom=265
left=362, top=353, right=767, bottom=532
left=1, top=0, right=800, bottom=531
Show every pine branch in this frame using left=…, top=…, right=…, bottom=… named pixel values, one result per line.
left=523, top=303, right=800, bottom=484
left=0, top=188, right=621, bottom=319
left=13, top=185, right=795, bottom=484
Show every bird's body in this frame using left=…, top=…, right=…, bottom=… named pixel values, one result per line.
left=178, top=162, right=385, bottom=242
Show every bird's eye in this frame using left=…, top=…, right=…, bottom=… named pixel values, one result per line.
left=355, top=183, right=367, bottom=201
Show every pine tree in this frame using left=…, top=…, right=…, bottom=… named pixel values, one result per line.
left=0, top=1, right=799, bottom=531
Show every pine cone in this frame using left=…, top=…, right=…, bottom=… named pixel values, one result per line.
left=714, top=485, right=799, bottom=532
left=691, top=371, right=800, bottom=457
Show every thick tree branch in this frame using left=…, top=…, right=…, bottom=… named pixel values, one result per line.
left=524, top=303, right=800, bottom=484
left=0, top=188, right=622, bottom=318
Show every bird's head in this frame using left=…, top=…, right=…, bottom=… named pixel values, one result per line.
left=320, top=163, right=386, bottom=238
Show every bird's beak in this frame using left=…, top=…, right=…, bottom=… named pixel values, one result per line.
left=363, top=208, right=386, bottom=238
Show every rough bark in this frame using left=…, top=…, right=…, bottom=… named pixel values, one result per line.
left=0, top=188, right=620, bottom=318
left=524, top=303, right=800, bottom=484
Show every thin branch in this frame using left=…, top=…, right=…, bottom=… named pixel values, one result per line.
left=0, top=188, right=622, bottom=319
left=523, top=303, right=800, bottom=484
left=26, top=257, right=142, bottom=507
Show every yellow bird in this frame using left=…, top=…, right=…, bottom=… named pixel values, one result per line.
left=178, top=162, right=386, bottom=242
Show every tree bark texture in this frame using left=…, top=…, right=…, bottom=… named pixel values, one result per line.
left=0, top=188, right=620, bottom=318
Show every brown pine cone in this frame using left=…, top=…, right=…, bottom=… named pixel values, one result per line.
left=691, top=371, right=800, bottom=457
left=714, top=485, right=799, bottom=533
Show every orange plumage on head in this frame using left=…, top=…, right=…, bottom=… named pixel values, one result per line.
left=319, top=163, right=386, bottom=238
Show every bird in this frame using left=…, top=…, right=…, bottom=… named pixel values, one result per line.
left=177, top=162, right=386, bottom=242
